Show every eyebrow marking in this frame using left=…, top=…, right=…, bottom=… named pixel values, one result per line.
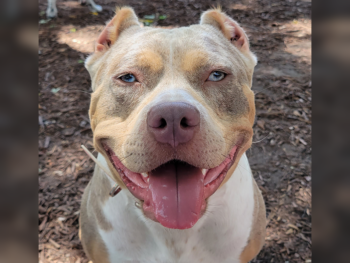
left=137, top=49, right=163, bottom=72
left=181, top=49, right=209, bottom=73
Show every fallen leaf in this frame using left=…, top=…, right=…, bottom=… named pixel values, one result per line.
left=49, top=239, right=60, bottom=249
left=39, top=217, right=47, bottom=231
left=47, top=145, right=58, bottom=155
left=286, top=229, right=294, bottom=235
left=144, top=14, right=155, bottom=20
left=306, top=208, right=310, bottom=215
left=39, top=19, right=50, bottom=24
left=298, top=137, right=308, bottom=145
left=44, top=136, right=50, bottom=148
left=293, top=110, right=301, bottom=117
left=257, top=120, right=265, bottom=130
left=57, top=216, right=66, bottom=222
left=53, top=171, right=63, bottom=176
left=62, top=127, right=75, bottom=136
left=51, top=88, right=60, bottom=94
left=288, top=223, right=299, bottom=230
left=297, top=233, right=311, bottom=244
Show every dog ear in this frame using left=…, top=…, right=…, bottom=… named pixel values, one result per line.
left=200, top=8, right=250, bottom=53
left=95, top=7, right=140, bottom=52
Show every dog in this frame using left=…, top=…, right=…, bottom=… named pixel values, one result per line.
left=79, top=7, right=266, bottom=263
left=46, top=0, right=102, bottom=18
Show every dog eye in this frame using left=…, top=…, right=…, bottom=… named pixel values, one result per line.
left=119, top=74, right=136, bottom=83
left=207, top=71, right=226, bottom=82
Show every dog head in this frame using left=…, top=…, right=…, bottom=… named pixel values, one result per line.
left=85, top=7, right=257, bottom=229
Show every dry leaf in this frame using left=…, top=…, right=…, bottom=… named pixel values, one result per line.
left=257, top=120, right=265, bottom=130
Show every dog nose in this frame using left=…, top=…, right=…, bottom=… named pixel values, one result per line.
left=147, top=102, right=200, bottom=147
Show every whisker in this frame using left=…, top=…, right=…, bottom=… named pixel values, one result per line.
left=119, top=154, right=133, bottom=162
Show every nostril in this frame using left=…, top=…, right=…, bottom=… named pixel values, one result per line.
left=158, top=118, right=167, bottom=129
left=180, top=117, right=189, bottom=128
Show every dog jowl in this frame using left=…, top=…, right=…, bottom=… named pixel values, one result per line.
left=80, top=6, right=265, bottom=263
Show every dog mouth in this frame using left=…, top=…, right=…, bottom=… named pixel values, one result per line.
left=103, top=143, right=239, bottom=229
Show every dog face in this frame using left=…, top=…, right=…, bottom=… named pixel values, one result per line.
left=85, top=7, right=257, bottom=229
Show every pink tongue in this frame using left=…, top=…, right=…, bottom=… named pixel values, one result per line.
left=149, top=161, right=204, bottom=229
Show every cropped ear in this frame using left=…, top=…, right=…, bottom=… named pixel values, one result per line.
left=200, top=9, right=250, bottom=52
left=96, top=7, right=140, bottom=52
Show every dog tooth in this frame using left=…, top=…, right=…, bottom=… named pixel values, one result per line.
left=141, top=172, right=148, bottom=177
left=202, top=169, right=208, bottom=176
left=147, top=178, right=149, bottom=183
left=135, top=202, right=142, bottom=209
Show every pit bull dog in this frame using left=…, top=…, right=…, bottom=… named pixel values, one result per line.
left=79, top=7, right=266, bottom=263
left=46, top=0, right=102, bottom=18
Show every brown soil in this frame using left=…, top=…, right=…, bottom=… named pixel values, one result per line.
left=38, top=0, right=311, bottom=262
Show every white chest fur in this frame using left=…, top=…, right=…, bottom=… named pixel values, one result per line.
left=96, top=153, right=255, bottom=263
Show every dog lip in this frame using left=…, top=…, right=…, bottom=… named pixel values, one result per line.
left=102, top=141, right=241, bottom=228
left=103, top=139, right=241, bottom=202
left=103, top=144, right=148, bottom=188
left=102, top=141, right=240, bottom=189
left=204, top=145, right=239, bottom=186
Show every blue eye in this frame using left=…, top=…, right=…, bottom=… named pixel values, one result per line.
left=120, top=74, right=136, bottom=83
left=208, top=71, right=226, bottom=82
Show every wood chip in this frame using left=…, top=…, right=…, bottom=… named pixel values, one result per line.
left=49, top=238, right=61, bottom=249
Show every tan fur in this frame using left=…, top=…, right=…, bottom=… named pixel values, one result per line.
left=105, top=7, right=139, bottom=46
left=80, top=7, right=266, bottom=262
left=200, top=9, right=234, bottom=40
left=239, top=180, right=266, bottom=263
left=242, top=84, right=256, bottom=126
left=137, top=49, right=164, bottom=73
left=200, top=9, right=254, bottom=55
left=181, top=49, right=209, bottom=73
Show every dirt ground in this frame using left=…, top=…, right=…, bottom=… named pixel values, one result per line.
left=38, top=0, right=311, bottom=262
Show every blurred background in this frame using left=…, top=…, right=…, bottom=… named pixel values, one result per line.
left=0, top=0, right=37, bottom=262
left=0, top=0, right=348, bottom=262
